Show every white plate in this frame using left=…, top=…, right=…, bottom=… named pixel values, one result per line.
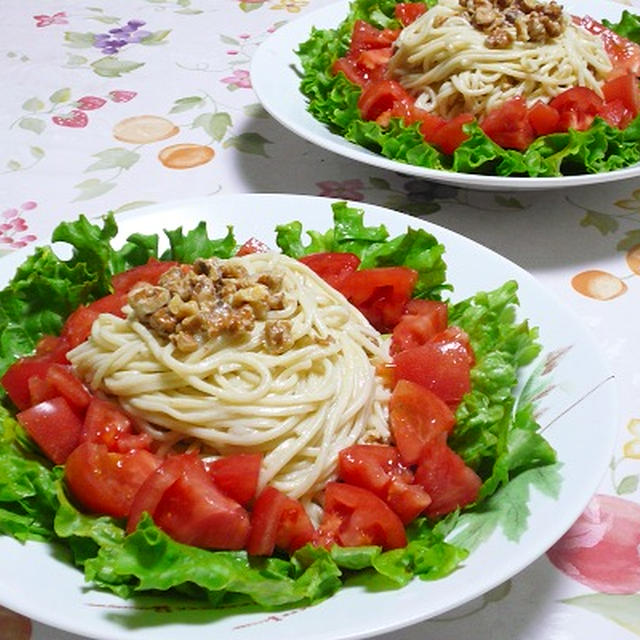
left=0, top=194, right=618, bottom=640
left=251, top=0, right=640, bottom=191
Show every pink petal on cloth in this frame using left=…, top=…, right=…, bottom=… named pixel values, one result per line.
left=546, top=494, right=640, bottom=594
left=0, top=606, right=31, bottom=640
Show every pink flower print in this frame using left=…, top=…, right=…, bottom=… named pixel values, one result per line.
left=1, top=203, right=38, bottom=249
left=317, top=179, right=365, bottom=201
left=546, top=494, right=640, bottom=594
left=221, top=69, right=252, bottom=90
left=34, top=12, right=68, bottom=27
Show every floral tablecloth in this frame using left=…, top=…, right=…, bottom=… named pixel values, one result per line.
left=1, top=1, right=640, bottom=639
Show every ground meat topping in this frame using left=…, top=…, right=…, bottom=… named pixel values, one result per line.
left=127, top=257, right=292, bottom=354
left=459, top=0, right=566, bottom=49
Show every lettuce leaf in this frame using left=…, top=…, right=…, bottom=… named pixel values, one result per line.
left=296, top=0, right=640, bottom=177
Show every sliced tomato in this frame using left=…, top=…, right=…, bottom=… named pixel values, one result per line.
left=414, top=440, right=481, bottom=517
left=481, top=97, right=535, bottom=150
left=17, top=396, right=84, bottom=464
left=127, top=454, right=186, bottom=533
left=389, top=379, right=456, bottom=465
left=528, top=100, right=561, bottom=136
left=395, top=2, right=428, bottom=26
left=358, top=79, right=415, bottom=125
left=111, top=259, right=177, bottom=294
left=247, top=486, right=315, bottom=555
left=236, top=237, right=270, bottom=256
left=2, top=354, right=57, bottom=410
left=349, top=20, right=399, bottom=53
left=602, top=73, right=640, bottom=118
left=298, top=252, right=361, bottom=289
left=206, top=453, right=262, bottom=506
left=60, top=292, right=129, bottom=349
left=45, top=364, right=92, bottom=410
left=392, top=337, right=472, bottom=408
left=357, top=46, right=394, bottom=71
left=389, top=299, right=448, bottom=356
left=28, top=374, right=57, bottom=406
left=65, top=441, right=161, bottom=518
left=338, top=266, right=419, bottom=333
left=599, top=98, right=634, bottom=129
left=34, top=334, right=71, bottom=363
left=152, top=454, right=251, bottom=550
left=430, top=113, right=474, bottom=154
left=431, top=325, right=475, bottom=364
left=81, top=396, right=134, bottom=449
left=415, top=110, right=448, bottom=142
left=575, top=15, right=640, bottom=77
left=337, top=444, right=430, bottom=523
left=316, top=482, right=407, bottom=550
left=332, top=55, right=370, bottom=87
left=549, top=87, right=603, bottom=132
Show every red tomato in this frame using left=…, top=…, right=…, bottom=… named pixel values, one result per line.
left=416, top=110, right=448, bottom=142
left=111, top=259, right=177, bottom=294
left=395, top=2, right=428, bottom=26
left=431, top=326, right=475, bottom=364
left=389, top=299, right=448, bottom=356
left=414, top=440, right=481, bottom=517
left=349, top=20, right=399, bottom=53
left=206, top=453, right=262, bottom=506
left=81, top=397, right=134, bottom=449
left=247, top=486, right=315, bottom=555
left=60, top=292, right=129, bottom=349
left=430, top=113, right=475, bottom=154
left=599, top=99, right=635, bottom=129
left=337, top=444, right=431, bottom=523
left=339, top=266, right=419, bottom=333
left=152, top=454, right=251, bottom=550
left=602, top=73, right=640, bottom=118
left=332, top=56, right=370, bottom=87
left=65, top=441, right=161, bottom=518
left=357, top=47, right=394, bottom=71
left=127, top=454, right=186, bottom=533
left=34, top=334, right=71, bottom=363
left=575, top=15, right=640, bottom=77
left=2, top=355, right=56, bottom=410
left=17, top=396, right=84, bottom=464
left=317, top=482, right=407, bottom=550
left=481, top=97, right=535, bottom=150
left=549, top=87, right=603, bottom=132
left=357, top=79, right=415, bottom=125
left=45, top=364, right=92, bottom=410
left=393, top=338, right=472, bottom=408
left=298, top=252, right=361, bottom=289
left=389, top=379, right=456, bottom=465
left=528, top=100, right=561, bottom=136
left=28, top=375, right=57, bottom=406
left=236, top=237, right=270, bottom=256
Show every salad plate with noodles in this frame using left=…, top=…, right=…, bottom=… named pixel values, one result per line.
left=0, top=194, right=618, bottom=640
left=251, top=0, right=640, bottom=189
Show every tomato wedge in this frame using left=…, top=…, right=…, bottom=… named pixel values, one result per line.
left=111, top=259, right=177, bottom=294
left=338, top=266, right=419, bottom=333
left=481, top=97, right=535, bottom=150
left=151, top=454, right=251, bottom=550
left=389, top=379, right=456, bottom=465
left=337, top=444, right=431, bottom=523
left=65, top=441, right=161, bottom=518
left=206, top=453, right=262, bottom=506
left=390, top=299, right=448, bottom=356
left=414, top=440, right=482, bottom=517
left=299, top=252, right=361, bottom=289
left=528, top=100, right=561, bottom=136
left=247, top=486, right=315, bottom=555
left=395, top=2, right=428, bottom=26
left=316, top=482, right=407, bottom=550
left=18, top=396, right=84, bottom=464
left=549, top=87, right=603, bottom=132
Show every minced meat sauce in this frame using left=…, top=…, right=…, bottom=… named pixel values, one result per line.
left=127, top=257, right=294, bottom=355
left=458, top=0, right=566, bottom=49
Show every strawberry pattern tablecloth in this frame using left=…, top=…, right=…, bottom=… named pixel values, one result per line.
left=1, top=1, right=640, bottom=639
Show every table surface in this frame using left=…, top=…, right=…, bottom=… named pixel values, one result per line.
left=1, top=1, right=640, bottom=639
